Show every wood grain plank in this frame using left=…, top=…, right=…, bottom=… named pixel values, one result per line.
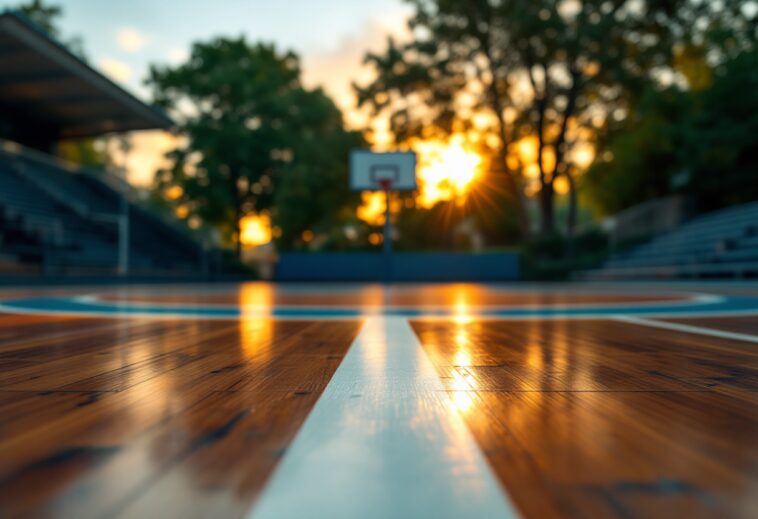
left=412, top=319, right=758, bottom=519
left=0, top=317, right=361, bottom=519
left=659, top=316, right=758, bottom=337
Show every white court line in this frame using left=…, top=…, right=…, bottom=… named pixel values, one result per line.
left=247, top=316, right=519, bottom=519
left=73, top=292, right=722, bottom=310
left=614, top=315, right=758, bottom=344
left=3, top=302, right=758, bottom=322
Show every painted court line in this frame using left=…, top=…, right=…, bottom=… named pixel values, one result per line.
left=3, top=293, right=758, bottom=321
left=614, top=315, right=758, bottom=344
left=247, top=316, right=519, bottom=519
left=76, top=292, right=721, bottom=310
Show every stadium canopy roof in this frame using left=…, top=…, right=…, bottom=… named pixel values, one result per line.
left=0, top=12, right=173, bottom=140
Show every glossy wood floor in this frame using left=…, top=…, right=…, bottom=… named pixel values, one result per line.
left=660, top=315, right=758, bottom=336
left=96, top=286, right=684, bottom=307
left=0, top=314, right=360, bottom=519
left=412, top=318, right=758, bottom=518
left=1, top=283, right=757, bottom=518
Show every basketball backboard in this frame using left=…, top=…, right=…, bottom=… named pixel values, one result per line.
left=349, top=150, right=417, bottom=191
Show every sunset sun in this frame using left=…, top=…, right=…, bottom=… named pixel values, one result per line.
left=357, top=136, right=482, bottom=224
left=415, top=137, right=482, bottom=208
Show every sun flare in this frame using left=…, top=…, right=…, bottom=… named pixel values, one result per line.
left=240, top=213, right=272, bottom=248
left=357, top=136, right=482, bottom=224
left=415, top=136, right=482, bottom=209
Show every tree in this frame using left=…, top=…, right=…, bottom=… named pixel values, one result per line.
left=147, top=37, right=362, bottom=257
left=15, top=0, right=60, bottom=32
left=271, top=89, right=365, bottom=250
left=584, top=47, right=758, bottom=216
left=582, top=87, right=693, bottom=216
left=688, top=49, right=758, bottom=209
left=14, top=0, right=86, bottom=57
left=356, top=0, right=754, bottom=239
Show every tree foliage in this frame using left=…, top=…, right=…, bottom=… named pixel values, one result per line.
left=584, top=48, right=758, bottom=215
left=356, top=0, right=755, bottom=239
left=14, top=0, right=86, bottom=57
left=270, top=90, right=365, bottom=250
left=14, top=0, right=60, bottom=34
left=147, top=38, right=363, bottom=255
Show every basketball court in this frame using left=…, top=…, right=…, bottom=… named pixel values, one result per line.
left=1, top=281, right=756, bottom=518
left=1, top=7, right=757, bottom=519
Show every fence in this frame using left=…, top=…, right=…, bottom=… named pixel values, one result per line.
left=276, top=252, right=520, bottom=282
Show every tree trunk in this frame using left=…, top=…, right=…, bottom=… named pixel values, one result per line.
left=495, top=146, right=530, bottom=239
left=471, top=16, right=530, bottom=239
left=233, top=203, right=242, bottom=261
left=539, top=181, right=554, bottom=236
left=565, top=171, right=578, bottom=261
left=566, top=172, right=577, bottom=238
left=230, top=171, right=243, bottom=262
left=546, top=66, right=580, bottom=241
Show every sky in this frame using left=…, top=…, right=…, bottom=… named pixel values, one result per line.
left=1, top=0, right=413, bottom=184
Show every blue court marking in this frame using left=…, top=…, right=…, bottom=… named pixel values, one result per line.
left=1, top=294, right=758, bottom=319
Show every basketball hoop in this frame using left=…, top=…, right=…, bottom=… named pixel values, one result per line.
left=349, top=150, right=416, bottom=192
left=377, top=178, right=393, bottom=191
left=348, top=149, right=417, bottom=282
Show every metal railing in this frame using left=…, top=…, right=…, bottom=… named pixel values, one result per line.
left=0, top=138, right=212, bottom=276
left=0, top=193, right=64, bottom=245
left=0, top=138, right=206, bottom=251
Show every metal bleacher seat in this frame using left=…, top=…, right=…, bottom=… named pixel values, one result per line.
left=583, top=201, right=758, bottom=279
left=0, top=144, right=204, bottom=277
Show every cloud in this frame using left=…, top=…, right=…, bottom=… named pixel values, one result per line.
left=117, top=28, right=147, bottom=53
left=167, top=47, right=189, bottom=65
left=97, top=57, right=133, bottom=82
left=301, top=11, right=411, bottom=129
left=110, top=11, right=413, bottom=187
left=108, top=130, right=185, bottom=187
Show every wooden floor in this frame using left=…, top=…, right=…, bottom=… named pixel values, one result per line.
left=661, top=315, right=758, bottom=336
left=98, top=289, right=684, bottom=307
left=0, top=314, right=360, bottom=518
left=0, top=283, right=757, bottom=518
left=413, top=318, right=758, bottom=518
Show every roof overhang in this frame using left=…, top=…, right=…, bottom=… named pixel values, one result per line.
left=0, top=12, right=173, bottom=139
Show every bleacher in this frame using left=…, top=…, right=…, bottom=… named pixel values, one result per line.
left=583, top=202, right=758, bottom=279
left=0, top=143, right=205, bottom=277
left=0, top=12, right=211, bottom=280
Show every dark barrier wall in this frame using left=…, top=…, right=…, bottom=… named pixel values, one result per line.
left=276, top=253, right=520, bottom=282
